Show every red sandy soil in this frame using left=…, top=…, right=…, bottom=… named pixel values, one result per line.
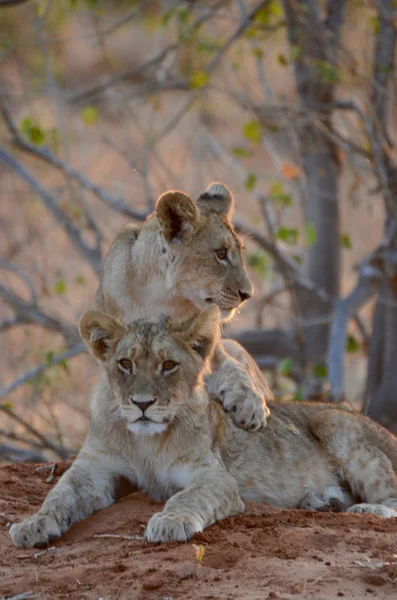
left=1, top=462, right=397, bottom=600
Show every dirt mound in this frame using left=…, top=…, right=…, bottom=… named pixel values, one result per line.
left=1, top=462, right=397, bottom=600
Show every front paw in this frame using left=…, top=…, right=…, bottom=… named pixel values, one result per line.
left=348, top=503, right=397, bottom=518
left=208, top=365, right=270, bottom=431
left=220, top=384, right=270, bottom=431
left=145, top=512, right=203, bottom=543
left=10, top=513, right=62, bottom=548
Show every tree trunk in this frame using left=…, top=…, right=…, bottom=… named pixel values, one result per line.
left=364, top=0, right=397, bottom=428
left=282, top=0, right=344, bottom=387
left=366, top=227, right=397, bottom=429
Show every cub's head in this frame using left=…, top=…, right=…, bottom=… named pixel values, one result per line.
left=79, top=307, right=220, bottom=436
left=155, top=182, right=252, bottom=321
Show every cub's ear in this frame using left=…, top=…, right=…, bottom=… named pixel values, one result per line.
left=175, top=306, right=221, bottom=360
left=79, top=310, right=126, bottom=361
left=197, top=182, right=234, bottom=219
left=156, top=190, right=199, bottom=243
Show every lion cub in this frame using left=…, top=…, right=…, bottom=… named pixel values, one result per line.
left=10, top=308, right=397, bottom=547
left=96, top=182, right=272, bottom=431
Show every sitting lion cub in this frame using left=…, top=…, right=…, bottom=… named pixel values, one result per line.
left=96, top=182, right=272, bottom=431
left=10, top=308, right=397, bottom=547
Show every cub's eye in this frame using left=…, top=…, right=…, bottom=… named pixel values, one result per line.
left=162, top=360, right=178, bottom=373
left=215, top=248, right=228, bottom=261
left=118, top=358, right=132, bottom=371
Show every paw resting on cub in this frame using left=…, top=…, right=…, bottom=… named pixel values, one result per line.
left=145, top=512, right=204, bottom=542
left=207, top=363, right=270, bottom=431
left=10, top=513, right=62, bottom=548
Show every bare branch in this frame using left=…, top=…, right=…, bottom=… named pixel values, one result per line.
left=325, top=0, right=346, bottom=39
left=234, top=221, right=329, bottom=303
left=206, top=1, right=273, bottom=73
left=371, top=0, right=396, bottom=134
left=0, top=258, right=38, bottom=303
left=328, top=264, right=383, bottom=401
left=0, top=145, right=102, bottom=274
left=0, top=444, right=46, bottom=463
left=69, top=0, right=229, bottom=104
left=70, top=44, right=183, bottom=104
left=231, top=327, right=303, bottom=367
left=256, top=283, right=290, bottom=326
left=95, top=0, right=153, bottom=38
left=0, top=315, right=19, bottom=333
left=1, top=105, right=149, bottom=221
left=0, top=0, right=31, bottom=5
left=366, top=0, right=397, bottom=217
left=0, top=281, right=78, bottom=343
left=0, top=428, right=47, bottom=451
left=152, top=0, right=272, bottom=144
left=0, top=405, right=69, bottom=459
left=0, top=343, right=86, bottom=401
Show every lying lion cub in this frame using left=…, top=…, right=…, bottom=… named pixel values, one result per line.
left=10, top=308, right=397, bottom=547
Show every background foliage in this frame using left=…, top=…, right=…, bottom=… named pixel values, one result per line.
left=1, top=0, right=396, bottom=461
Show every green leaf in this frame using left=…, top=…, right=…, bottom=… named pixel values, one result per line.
left=278, top=54, right=288, bottom=66
left=45, top=351, right=55, bottom=366
left=305, top=221, right=317, bottom=247
left=315, top=60, right=340, bottom=84
left=53, top=275, right=67, bottom=295
left=247, top=251, right=268, bottom=278
left=340, top=233, right=352, bottom=249
left=231, top=146, right=252, bottom=157
left=254, top=1, right=282, bottom=24
left=21, top=117, right=32, bottom=133
left=314, top=364, right=328, bottom=379
left=270, top=182, right=293, bottom=206
left=290, top=45, right=302, bottom=62
left=242, top=120, right=262, bottom=144
left=245, top=173, right=257, bottom=191
left=3, top=402, right=13, bottom=412
left=292, top=254, right=303, bottom=264
left=59, top=358, right=70, bottom=373
left=21, top=117, right=45, bottom=146
left=36, top=0, right=46, bottom=16
left=369, top=16, right=380, bottom=34
left=162, top=9, right=175, bottom=27
left=294, top=386, right=304, bottom=401
left=189, top=71, right=209, bottom=89
left=0, top=32, right=13, bottom=51
left=277, top=227, right=298, bottom=245
left=197, top=39, right=222, bottom=53
left=177, top=7, right=189, bottom=25
left=346, top=334, right=359, bottom=353
left=81, top=106, right=99, bottom=126
left=252, top=47, right=264, bottom=59
left=75, top=274, right=86, bottom=285
left=244, top=26, right=258, bottom=39
left=29, top=126, right=45, bottom=145
left=277, top=357, right=294, bottom=376
left=44, top=350, right=69, bottom=372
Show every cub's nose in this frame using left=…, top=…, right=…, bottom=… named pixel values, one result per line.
left=238, top=289, right=252, bottom=302
left=130, top=397, right=157, bottom=413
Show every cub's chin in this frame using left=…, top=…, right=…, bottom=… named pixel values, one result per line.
left=126, top=421, right=168, bottom=437
left=220, top=307, right=236, bottom=323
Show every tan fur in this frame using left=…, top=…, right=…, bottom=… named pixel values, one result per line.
left=96, top=182, right=272, bottom=430
left=10, top=311, right=397, bottom=548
